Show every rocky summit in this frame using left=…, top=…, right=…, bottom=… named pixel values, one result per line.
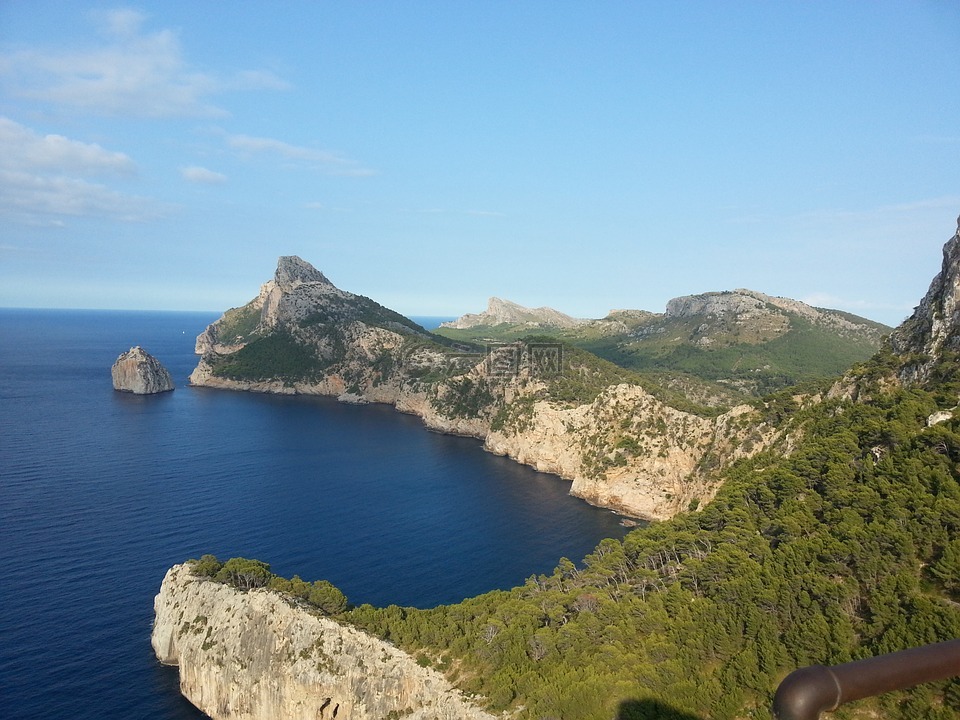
left=439, top=297, right=586, bottom=330
left=111, top=346, right=174, bottom=394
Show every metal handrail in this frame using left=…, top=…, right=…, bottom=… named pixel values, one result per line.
left=772, top=639, right=960, bottom=720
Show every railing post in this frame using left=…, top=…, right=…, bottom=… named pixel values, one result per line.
left=773, top=639, right=960, bottom=720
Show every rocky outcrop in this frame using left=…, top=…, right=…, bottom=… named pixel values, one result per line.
left=664, top=288, right=888, bottom=342
left=485, top=384, right=775, bottom=518
left=890, top=216, right=960, bottom=383
left=439, top=297, right=585, bottom=329
left=111, top=346, right=174, bottom=394
left=152, top=564, right=494, bottom=720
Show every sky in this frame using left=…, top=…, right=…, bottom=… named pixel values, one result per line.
left=1, top=1, right=958, bottom=327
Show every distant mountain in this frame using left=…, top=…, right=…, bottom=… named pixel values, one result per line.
left=439, top=297, right=586, bottom=330
left=437, top=288, right=891, bottom=401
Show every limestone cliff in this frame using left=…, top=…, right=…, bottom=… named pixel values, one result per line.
left=486, top=383, right=775, bottom=518
left=152, top=564, right=494, bottom=720
left=190, top=256, right=777, bottom=520
left=111, top=346, right=174, bottom=394
left=890, top=215, right=960, bottom=384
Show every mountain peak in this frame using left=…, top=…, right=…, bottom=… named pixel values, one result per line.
left=274, top=256, right=334, bottom=290
left=440, top=297, right=584, bottom=330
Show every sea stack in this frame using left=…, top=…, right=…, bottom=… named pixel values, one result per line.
left=111, top=346, right=175, bottom=394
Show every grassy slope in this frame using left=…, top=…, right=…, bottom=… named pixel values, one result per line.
left=437, top=314, right=887, bottom=401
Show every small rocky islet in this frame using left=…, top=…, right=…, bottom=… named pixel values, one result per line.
left=111, top=346, right=174, bottom=394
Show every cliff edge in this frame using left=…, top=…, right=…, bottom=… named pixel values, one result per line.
left=890, top=215, right=960, bottom=383
left=152, top=563, right=495, bottom=720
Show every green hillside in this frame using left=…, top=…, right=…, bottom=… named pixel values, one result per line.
left=436, top=304, right=890, bottom=403
left=338, top=348, right=960, bottom=719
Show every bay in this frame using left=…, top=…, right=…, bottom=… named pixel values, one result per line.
left=0, top=309, right=631, bottom=719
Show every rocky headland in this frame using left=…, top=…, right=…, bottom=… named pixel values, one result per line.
left=112, top=346, right=175, bottom=394
left=188, top=256, right=791, bottom=520
left=152, top=563, right=494, bottom=720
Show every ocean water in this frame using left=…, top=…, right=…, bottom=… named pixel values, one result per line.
left=0, top=309, right=631, bottom=719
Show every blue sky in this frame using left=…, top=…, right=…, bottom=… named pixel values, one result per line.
left=1, top=1, right=958, bottom=326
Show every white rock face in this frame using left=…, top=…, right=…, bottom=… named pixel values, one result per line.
left=152, top=564, right=495, bottom=720
left=485, top=384, right=771, bottom=519
left=111, top=346, right=174, bottom=394
left=891, top=216, right=960, bottom=383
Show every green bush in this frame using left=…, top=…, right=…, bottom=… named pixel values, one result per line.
left=190, top=556, right=349, bottom=615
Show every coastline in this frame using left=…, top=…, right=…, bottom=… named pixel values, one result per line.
left=186, top=360, right=733, bottom=522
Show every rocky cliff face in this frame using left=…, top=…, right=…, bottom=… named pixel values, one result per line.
left=485, top=383, right=776, bottom=518
left=111, top=346, right=174, bottom=394
left=190, top=257, right=779, bottom=520
left=440, top=297, right=585, bottom=330
left=890, top=216, right=960, bottom=383
left=152, top=564, right=494, bottom=720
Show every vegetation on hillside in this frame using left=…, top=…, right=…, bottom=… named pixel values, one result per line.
left=211, top=330, right=329, bottom=382
left=214, top=301, right=263, bottom=346
left=587, top=316, right=886, bottom=395
left=191, top=555, right=348, bottom=616
left=338, top=353, right=960, bottom=720
left=436, top=312, right=888, bottom=403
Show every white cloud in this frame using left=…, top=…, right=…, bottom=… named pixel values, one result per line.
left=181, top=165, right=227, bottom=184
left=0, top=169, right=162, bottom=223
left=95, top=7, right=148, bottom=39
left=0, top=117, right=163, bottom=224
left=0, top=117, right=136, bottom=175
left=1, top=8, right=289, bottom=118
left=226, top=133, right=376, bottom=176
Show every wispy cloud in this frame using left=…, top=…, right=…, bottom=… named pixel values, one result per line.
left=226, top=133, right=376, bottom=176
left=0, top=117, right=135, bottom=176
left=0, top=116, right=164, bottom=224
left=181, top=165, right=227, bottom=184
left=0, top=8, right=290, bottom=118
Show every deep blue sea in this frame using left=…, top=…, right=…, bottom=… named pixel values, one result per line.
left=0, top=309, right=631, bottom=719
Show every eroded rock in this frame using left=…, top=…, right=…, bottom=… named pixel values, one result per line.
left=111, top=346, right=174, bottom=394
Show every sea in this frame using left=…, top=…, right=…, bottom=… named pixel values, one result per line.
left=0, top=309, right=632, bottom=719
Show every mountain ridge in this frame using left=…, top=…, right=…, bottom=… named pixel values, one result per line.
left=437, top=288, right=889, bottom=401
